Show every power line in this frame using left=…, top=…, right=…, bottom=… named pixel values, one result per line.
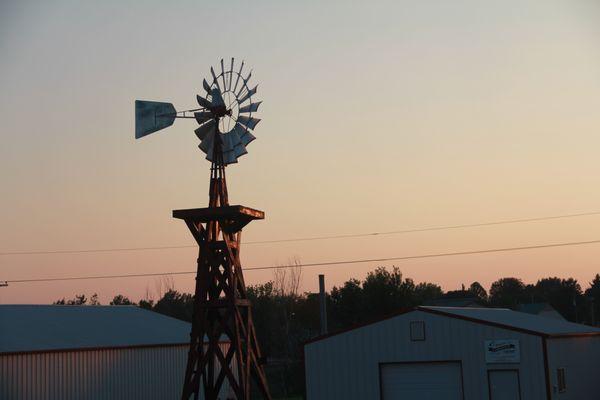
left=248, top=210, right=600, bottom=244
left=2, top=210, right=600, bottom=256
left=6, top=237, right=600, bottom=284
left=0, top=245, right=193, bottom=256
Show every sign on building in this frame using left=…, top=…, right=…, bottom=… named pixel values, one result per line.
left=484, top=339, right=520, bottom=363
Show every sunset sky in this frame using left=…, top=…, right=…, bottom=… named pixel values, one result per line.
left=1, top=0, right=600, bottom=304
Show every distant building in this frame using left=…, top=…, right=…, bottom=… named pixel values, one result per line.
left=517, top=302, right=566, bottom=321
left=424, top=296, right=484, bottom=308
left=0, top=305, right=231, bottom=400
left=304, top=306, right=600, bottom=399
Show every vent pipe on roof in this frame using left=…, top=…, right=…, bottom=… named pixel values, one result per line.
left=319, top=274, right=328, bottom=335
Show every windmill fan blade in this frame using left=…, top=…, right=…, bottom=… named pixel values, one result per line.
left=232, top=61, right=244, bottom=94
left=238, top=85, right=258, bottom=105
left=194, top=111, right=212, bottom=126
left=237, top=115, right=261, bottom=130
left=196, top=95, right=212, bottom=109
left=228, top=57, right=234, bottom=91
left=210, top=67, right=220, bottom=90
left=198, top=130, right=214, bottom=154
left=239, top=101, right=262, bottom=113
left=222, top=150, right=238, bottom=165
left=203, top=79, right=211, bottom=93
left=230, top=122, right=246, bottom=135
left=221, top=134, right=235, bottom=164
left=220, top=59, right=227, bottom=90
left=229, top=123, right=248, bottom=145
left=228, top=126, right=242, bottom=145
left=135, top=100, right=176, bottom=139
left=239, top=130, right=256, bottom=146
left=210, top=88, right=225, bottom=108
left=234, top=142, right=248, bottom=158
left=236, top=72, right=252, bottom=97
left=221, top=132, right=235, bottom=152
left=195, top=119, right=216, bottom=141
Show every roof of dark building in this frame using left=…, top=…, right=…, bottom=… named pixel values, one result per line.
left=0, top=305, right=191, bottom=354
left=306, top=306, right=600, bottom=345
left=423, top=297, right=484, bottom=308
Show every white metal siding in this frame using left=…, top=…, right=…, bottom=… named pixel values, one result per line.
left=0, top=344, right=228, bottom=400
left=305, top=310, right=547, bottom=400
left=0, top=346, right=187, bottom=400
left=545, top=336, right=600, bottom=400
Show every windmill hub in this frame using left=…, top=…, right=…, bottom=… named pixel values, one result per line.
left=210, top=105, right=230, bottom=118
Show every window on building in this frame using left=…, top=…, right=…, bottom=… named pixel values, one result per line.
left=557, top=368, right=566, bottom=393
left=410, top=321, right=425, bottom=341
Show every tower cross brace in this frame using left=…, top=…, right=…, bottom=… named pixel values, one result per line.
left=175, top=152, right=271, bottom=399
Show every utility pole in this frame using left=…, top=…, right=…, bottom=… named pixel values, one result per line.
left=591, top=297, right=596, bottom=326
left=319, top=274, right=328, bottom=335
left=0, top=281, right=7, bottom=287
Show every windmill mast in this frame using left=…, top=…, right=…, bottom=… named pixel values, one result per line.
left=175, top=140, right=270, bottom=400
left=209, top=132, right=228, bottom=208
left=135, top=59, right=270, bottom=400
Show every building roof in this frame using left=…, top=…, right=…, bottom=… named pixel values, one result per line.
left=422, top=306, right=600, bottom=336
left=516, top=302, right=565, bottom=319
left=423, top=297, right=483, bottom=308
left=516, top=302, right=552, bottom=315
left=305, top=306, right=600, bottom=345
left=0, top=305, right=192, bottom=354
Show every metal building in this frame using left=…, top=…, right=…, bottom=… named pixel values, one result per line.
left=0, top=305, right=231, bottom=400
left=304, top=306, right=600, bottom=400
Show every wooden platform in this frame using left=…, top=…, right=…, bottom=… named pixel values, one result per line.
left=172, top=205, right=264, bottom=233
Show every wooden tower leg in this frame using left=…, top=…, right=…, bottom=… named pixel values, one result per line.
left=177, top=168, right=271, bottom=400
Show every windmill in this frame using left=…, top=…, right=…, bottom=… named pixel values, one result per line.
left=135, top=59, right=270, bottom=400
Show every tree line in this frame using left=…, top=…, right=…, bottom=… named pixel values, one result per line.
left=54, top=268, right=600, bottom=397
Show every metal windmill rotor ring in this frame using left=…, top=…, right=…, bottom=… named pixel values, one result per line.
left=194, top=58, right=261, bottom=166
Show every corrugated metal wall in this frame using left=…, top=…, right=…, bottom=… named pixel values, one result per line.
left=546, top=336, right=600, bottom=400
left=0, top=343, right=232, bottom=400
left=305, top=310, right=547, bottom=400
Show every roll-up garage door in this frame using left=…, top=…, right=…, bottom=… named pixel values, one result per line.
left=380, top=361, right=463, bottom=400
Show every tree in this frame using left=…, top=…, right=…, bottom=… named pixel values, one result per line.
left=153, top=289, right=193, bottom=322
left=54, top=293, right=100, bottom=305
left=414, top=282, right=443, bottom=305
left=54, top=294, right=88, bottom=305
left=534, top=277, right=582, bottom=322
left=585, top=274, right=600, bottom=325
left=444, top=289, right=471, bottom=299
left=330, top=267, right=446, bottom=328
left=138, top=299, right=154, bottom=310
left=248, top=281, right=281, bottom=356
left=89, top=293, right=100, bottom=305
left=360, top=266, right=417, bottom=319
left=273, top=257, right=302, bottom=298
left=110, top=294, right=135, bottom=306
left=469, top=282, right=488, bottom=303
left=489, top=278, right=526, bottom=308
left=586, top=274, right=600, bottom=296
left=330, top=278, right=364, bottom=328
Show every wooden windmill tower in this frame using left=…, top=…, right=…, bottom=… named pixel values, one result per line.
left=135, top=59, right=270, bottom=400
